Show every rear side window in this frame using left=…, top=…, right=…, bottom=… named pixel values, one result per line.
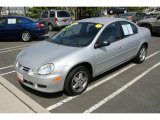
left=0, top=18, right=6, bottom=25
left=42, top=12, right=48, bottom=18
left=57, top=11, right=70, bottom=17
left=119, top=21, right=138, bottom=37
left=17, top=18, right=31, bottom=24
left=7, top=18, right=17, bottom=24
left=50, top=12, right=55, bottom=17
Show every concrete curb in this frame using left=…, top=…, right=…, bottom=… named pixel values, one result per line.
left=0, top=75, right=50, bottom=113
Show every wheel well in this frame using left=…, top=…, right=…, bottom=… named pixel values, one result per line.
left=139, top=23, right=152, bottom=30
left=142, top=42, right=148, bottom=48
left=68, top=62, right=93, bottom=77
left=48, top=22, right=53, bottom=26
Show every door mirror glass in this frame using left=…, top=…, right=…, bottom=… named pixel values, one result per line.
left=94, top=40, right=110, bottom=49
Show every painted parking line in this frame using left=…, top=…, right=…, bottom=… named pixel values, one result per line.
left=1, top=71, right=16, bottom=76
left=0, top=44, right=30, bottom=51
left=0, top=65, right=14, bottom=70
left=0, top=47, right=24, bottom=54
left=46, top=51, right=160, bottom=111
left=84, top=61, right=160, bottom=113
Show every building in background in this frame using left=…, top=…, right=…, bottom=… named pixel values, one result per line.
left=1, top=7, right=29, bottom=16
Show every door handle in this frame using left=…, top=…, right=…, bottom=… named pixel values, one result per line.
left=119, top=46, right=123, bottom=49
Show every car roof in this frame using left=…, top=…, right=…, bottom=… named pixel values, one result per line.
left=77, top=17, right=126, bottom=25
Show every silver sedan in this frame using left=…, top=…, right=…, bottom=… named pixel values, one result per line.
left=15, top=17, right=151, bottom=96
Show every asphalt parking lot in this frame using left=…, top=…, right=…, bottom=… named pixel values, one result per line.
left=0, top=31, right=160, bottom=113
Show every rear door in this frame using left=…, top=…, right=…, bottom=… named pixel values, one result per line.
left=118, top=21, right=140, bottom=60
left=0, top=18, right=6, bottom=39
left=56, top=11, right=72, bottom=26
left=0, top=17, right=21, bottom=39
left=4, top=18, right=21, bottom=39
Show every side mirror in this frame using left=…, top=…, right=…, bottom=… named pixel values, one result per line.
left=157, top=16, right=160, bottom=20
left=94, top=40, right=110, bottom=49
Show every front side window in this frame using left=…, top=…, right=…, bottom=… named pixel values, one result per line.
left=49, top=22, right=103, bottom=47
left=119, top=21, right=138, bottom=37
left=97, top=22, right=122, bottom=44
left=0, top=18, right=6, bottom=25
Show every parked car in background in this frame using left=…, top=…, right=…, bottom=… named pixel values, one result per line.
left=0, top=16, right=47, bottom=42
left=137, top=15, right=160, bottom=34
left=107, top=7, right=128, bottom=15
left=40, top=10, right=72, bottom=31
left=120, top=12, right=146, bottom=23
left=145, top=7, right=160, bottom=15
left=15, top=17, right=150, bottom=96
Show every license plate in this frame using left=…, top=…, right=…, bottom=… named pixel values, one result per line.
left=17, top=72, right=23, bottom=81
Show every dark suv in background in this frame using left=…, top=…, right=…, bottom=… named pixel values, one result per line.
left=107, top=7, right=128, bottom=15
left=40, top=10, right=72, bottom=31
left=137, top=15, right=160, bottom=34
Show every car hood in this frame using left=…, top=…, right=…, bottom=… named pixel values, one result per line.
left=138, top=18, right=157, bottom=23
left=17, top=41, right=81, bottom=70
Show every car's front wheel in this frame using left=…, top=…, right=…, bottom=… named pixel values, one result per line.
left=64, top=66, right=90, bottom=96
left=134, top=45, right=147, bottom=63
left=21, top=31, right=31, bottom=42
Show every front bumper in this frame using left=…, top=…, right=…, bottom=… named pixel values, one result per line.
left=15, top=63, right=67, bottom=93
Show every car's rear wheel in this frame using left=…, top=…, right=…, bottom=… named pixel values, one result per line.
left=48, top=24, right=54, bottom=31
left=134, top=45, right=147, bottom=64
left=64, top=66, right=90, bottom=96
left=21, top=31, right=31, bottom=42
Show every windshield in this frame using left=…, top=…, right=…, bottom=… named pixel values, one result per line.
left=48, top=22, right=103, bottom=47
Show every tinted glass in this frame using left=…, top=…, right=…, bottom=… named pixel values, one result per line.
left=17, top=18, right=31, bottom=24
left=49, top=22, right=103, bottom=47
left=50, top=12, right=55, bottom=17
left=7, top=18, right=17, bottom=24
left=0, top=18, right=6, bottom=25
left=57, top=11, right=70, bottom=17
left=119, top=21, right=138, bottom=37
left=97, top=22, right=121, bottom=43
left=42, top=12, right=48, bottom=18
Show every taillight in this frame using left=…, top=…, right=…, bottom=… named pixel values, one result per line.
left=36, top=22, right=44, bottom=28
left=54, top=17, right=58, bottom=23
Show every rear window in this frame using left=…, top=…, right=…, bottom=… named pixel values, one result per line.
left=57, top=11, right=70, bottom=17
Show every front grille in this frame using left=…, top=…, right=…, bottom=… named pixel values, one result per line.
left=18, top=64, right=30, bottom=72
left=23, top=79, right=47, bottom=88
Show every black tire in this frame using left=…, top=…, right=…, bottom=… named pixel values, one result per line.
left=64, top=66, right=91, bottom=96
left=21, top=31, right=31, bottom=42
left=48, top=23, right=54, bottom=31
left=134, top=45, right=147, bottom=64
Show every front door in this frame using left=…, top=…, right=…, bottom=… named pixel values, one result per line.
left=94, top=22, right=125, bottom=75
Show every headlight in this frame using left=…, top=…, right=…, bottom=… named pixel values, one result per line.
left=38, top=64, right=54, bottom=75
